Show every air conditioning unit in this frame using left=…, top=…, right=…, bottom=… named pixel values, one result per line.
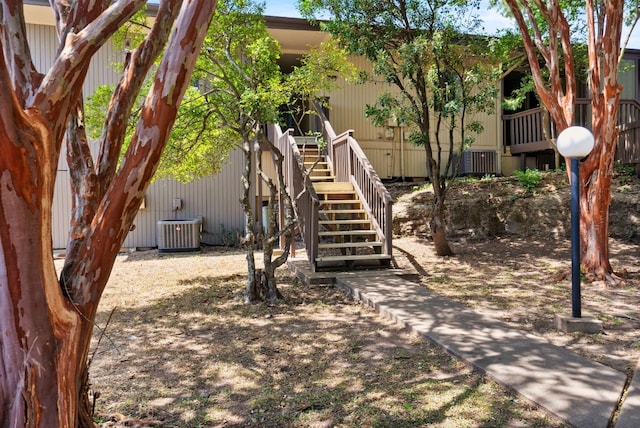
left=157, top=218, right=202, bottom=253
left=451, top=150, right=498, bottom=176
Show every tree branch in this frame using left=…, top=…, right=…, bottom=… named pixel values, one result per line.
left=0, top=0, right=41, bottom=106
left=34, top=0, right=147, bottom=143
left=96, top=0, right=183, bottom=197
left=70, top=0, right=217, bottom=312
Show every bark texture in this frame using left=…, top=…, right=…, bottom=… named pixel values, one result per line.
left=581, top=0, right=624, bottom=280
left=503, top=0, right=576, bottom=132
left=243, top=133, right=292, bottom=304
left=0, top=1, right=216, bottom=426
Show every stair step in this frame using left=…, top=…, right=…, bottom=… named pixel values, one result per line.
left=313, top=182, right=354, bottom=192
left=315, top=254, right=391, bottom=263
left=320, top=209, right=366, bottom=215
left=311, top=176, right=336, bottom=182
left=317, top=192, right=357, bottom=198
left=319, top=241, right=382, bottom=249
left=318, top=230, right=376, bottom=237
left=319, top=199, right=361, bottom=206
left=319, top=219, right=372, bottom=225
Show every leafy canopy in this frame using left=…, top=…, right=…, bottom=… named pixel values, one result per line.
left=87, top=0, right=354, bottom=181
left=300, top=0, right=501, bottom=167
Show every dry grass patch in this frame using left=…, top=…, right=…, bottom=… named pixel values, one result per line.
left=75, top=248, right=562, bottom=427
left=393, top=236, right=640, bottom=375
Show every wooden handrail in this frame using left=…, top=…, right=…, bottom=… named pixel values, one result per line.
left=268, top=124, right=320, bottom=264
left=314, top=100, right=393, bottom=257
left=270, top=101, right=396, bottom=266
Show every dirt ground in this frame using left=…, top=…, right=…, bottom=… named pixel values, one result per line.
left=392, top=236, right=640, bottom=375
left=81, top=248, right=562, bottom=427
left=75, top=170, right=639, bottom=427
left=389, top=170, right=640, bottom=375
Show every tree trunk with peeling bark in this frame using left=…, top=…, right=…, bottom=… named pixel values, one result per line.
left=243, top=133, right=293, bottom=304
left=504, top=0, right=625, bottom=283
left=0, top=1, right=216, bottom=426
left=258, top=135, right=293, bottom=302
left=580, top=0, right=624, bottom=281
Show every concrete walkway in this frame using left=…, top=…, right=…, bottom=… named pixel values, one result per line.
left=289, top=260, right=636, bottom=428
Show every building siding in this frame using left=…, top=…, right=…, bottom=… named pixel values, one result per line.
left=52, top=149, right=245, bottom=249
left=27, top=23, right=121, bottom=97
left=325, top=56, right=503, bottom=178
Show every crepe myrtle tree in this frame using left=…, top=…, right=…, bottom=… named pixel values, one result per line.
left=198, top=0, right=355, bottom=302
left=185, top=0, right=293, bottom=302
left=500, top=0, right=639, bottom=284
left=85, top=0, right=354, bottom=303
left=301, top=0, right=501, bottom=256
left=0, top=0, right=215, bottom=426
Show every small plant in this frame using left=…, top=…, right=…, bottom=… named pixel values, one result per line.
left=481, top=173, right=495, bottom=181
left=412, top=182, right=433, bottom=192
left=613, top=161, right=636, bottom=184
left=201, top=224, right=240, bottom=247
left=614, top=160, right=635, bottom=177
left=514, top=169, right=543, bottom=192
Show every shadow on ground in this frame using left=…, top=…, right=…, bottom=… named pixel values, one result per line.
left=90, top=269, right=561, bottom=427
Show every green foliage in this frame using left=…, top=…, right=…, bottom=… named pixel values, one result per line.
left=502, top=73, right=536, bottom=112
left=281, top=37, right=354, bottom=136
left=613, top=161, right=637, bottom=185
left=301, top=0, right=503, bottom=186
left=112, top=7, right=150, bottom=51
left=86, top=81, right=236, bottom=182
left=87, top=0, right=352, bottom=183
left=412, top=182, right=433, bottom=192
left=196, top=0, right=287, bottom=135
left=514, top=169, right=543, bottom=192
left=285, top=38, right=356, bottom=98
left=614, top=160, right=636, bottom=177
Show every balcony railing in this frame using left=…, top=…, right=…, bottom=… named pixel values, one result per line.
left=503, top=99, right=640, bottom=163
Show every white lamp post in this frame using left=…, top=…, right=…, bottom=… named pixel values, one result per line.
left=556, top=126, right=594, bottom=318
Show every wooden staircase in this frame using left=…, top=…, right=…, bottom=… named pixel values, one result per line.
left=300, top=143, right=391, bottom=270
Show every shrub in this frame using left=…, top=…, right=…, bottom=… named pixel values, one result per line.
left=514, top=169, right=543, bottom=192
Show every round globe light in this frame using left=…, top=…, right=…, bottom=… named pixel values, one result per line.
left=557, top=126, right=595, bottom=158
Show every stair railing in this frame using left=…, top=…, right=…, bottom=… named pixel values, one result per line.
left=314, top=101, right=393, bottom=257
left=268, top=124, right=320, bottom=264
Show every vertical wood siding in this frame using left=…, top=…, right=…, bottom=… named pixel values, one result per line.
left=123, top=148, right=245, bottom=248
left=52, top=149, right=245, bottom=249
left=619, top=59, right=637, bottom=100
left=27, top=23, right=121, bottom=96
left=326, top=56, right=502, bottom=178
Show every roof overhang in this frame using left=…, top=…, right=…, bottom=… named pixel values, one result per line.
left=265, top=16, right=330, bottom=55
left=21, top=3, right=331, bottom=56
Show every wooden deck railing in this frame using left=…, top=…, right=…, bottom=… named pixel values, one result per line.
left=503, top=99, right=640, bottom=162
left=268, top=124, right=320, bottom=264
left=315, top=102, right=393, bottom=257
left=615, top=100, right=640, bottom=163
